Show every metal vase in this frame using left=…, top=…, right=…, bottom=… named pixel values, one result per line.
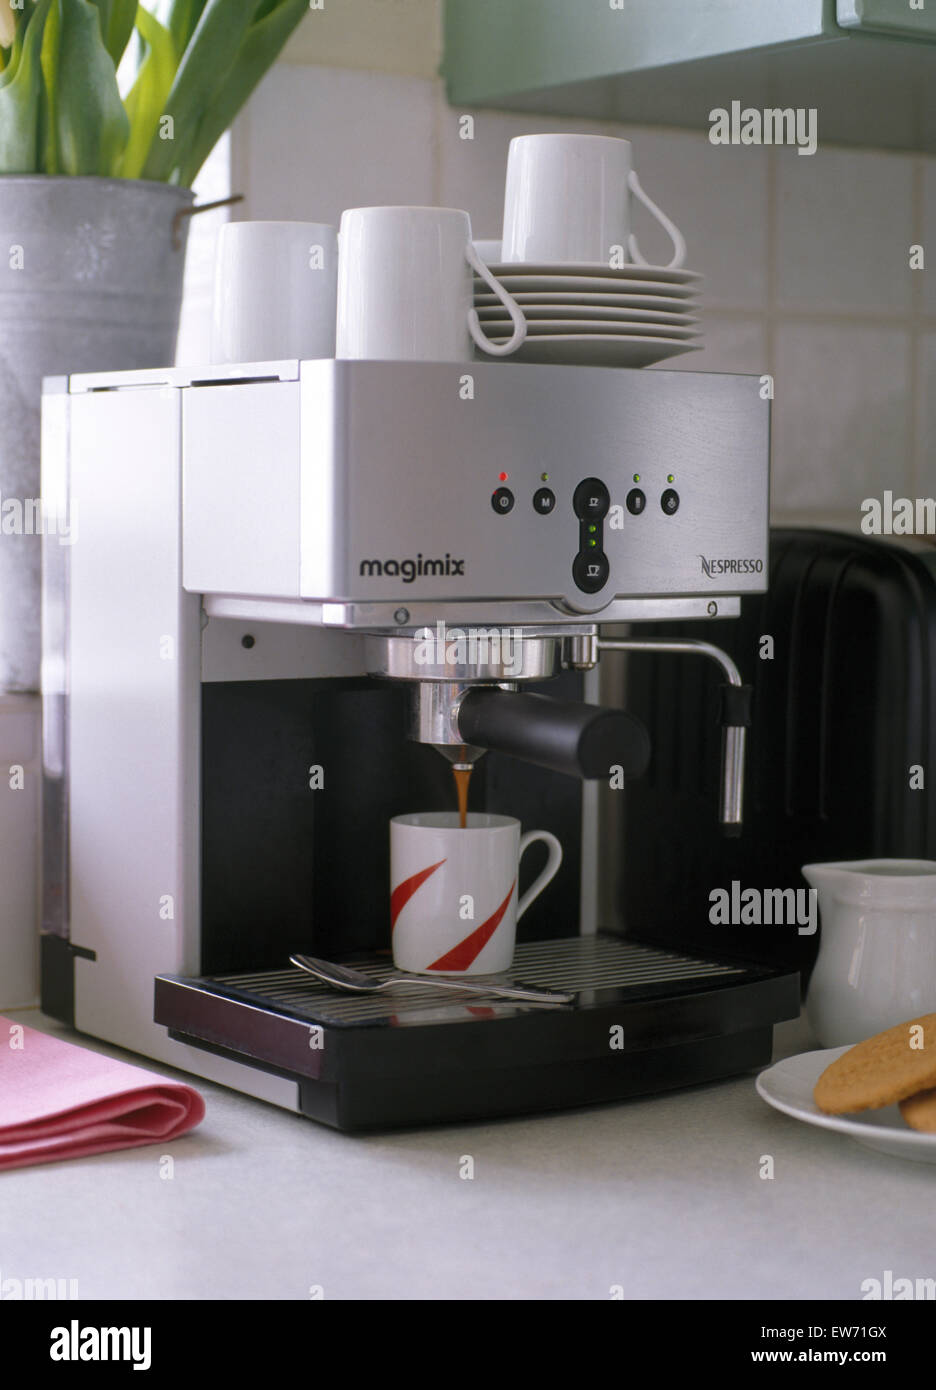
left=0, top=176, right=194, bottom=692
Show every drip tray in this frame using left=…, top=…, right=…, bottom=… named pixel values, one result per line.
left=155, top=933, right=800, bottom=1130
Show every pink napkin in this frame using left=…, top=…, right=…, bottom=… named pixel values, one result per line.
left=0, top=1016, right=205, bottom=1171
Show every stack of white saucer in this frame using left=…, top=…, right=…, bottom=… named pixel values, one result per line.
left=474, top=134, right=704, bottom=368
left=474, top=256, right=702, bottom=367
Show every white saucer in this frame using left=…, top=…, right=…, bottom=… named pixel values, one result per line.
left=482, top=318, right=701, bottom=339
left=487, top=261, right=702, bottom=284
left=483, top=274, right=698, bottom=298
left=481, top=335, right=703, bottom=367
left=756, top=1046, right=936, bottom=1164
left=475, top=304, right=699, bottom=326
left=474, top=291, right=697, bottom=313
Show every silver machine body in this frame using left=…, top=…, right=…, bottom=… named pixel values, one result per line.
left=40, top=359, right=774, bottom=1118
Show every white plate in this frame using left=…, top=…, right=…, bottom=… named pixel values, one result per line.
left=483, top=318, right=701, bottom=339
left=482, top=274, right=698, bottom=297
left=486, top=261, right=702, bottom=284
left=474, top=291, right=697, bottom=313
left=476, top=304, right=699, bottom=326
left=481, top=335, right=703, bottom=367
left=756, top=1046, right=936, bottom=1164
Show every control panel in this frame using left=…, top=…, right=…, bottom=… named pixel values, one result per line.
left=488, top=470, right=688, bottom=598
left=177, top=358, right=769, bottom=613
left=572, top=478, right=610, bottom=594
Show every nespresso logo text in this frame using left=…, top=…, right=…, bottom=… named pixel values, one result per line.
left=699, top=555, right=764, bottom=577
left=359, top=555, right=465, bottom=583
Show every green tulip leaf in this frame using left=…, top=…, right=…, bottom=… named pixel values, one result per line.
left=178, top=0, right=308, bottom=187
left=119, top=3, right=175, bottom=178
left=0, top=0, right=51, bottom=172
left=163, top=0, right=207, bottom=56
left=0, top=0, right=307, bottom=181
left=38, top=0, right=59, bottom=171
left=141, top=0, right=259, bottom=183
left=87, top=0, right=138, bottom=67
left=43, top=0, right=130, bottom=176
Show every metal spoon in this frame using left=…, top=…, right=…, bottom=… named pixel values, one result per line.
left=289, top=954, right=573, bottom=1004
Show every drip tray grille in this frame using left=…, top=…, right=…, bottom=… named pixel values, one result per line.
left=209, top=935, right=749, bottom=1027
left=155, top=934, right=800, bottom=1127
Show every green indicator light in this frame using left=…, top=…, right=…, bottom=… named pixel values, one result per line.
left=633, top=473, right=640, bottom=483
left=588, top=524, right=597, bottom=533
left=667, top=474, right=675, bottom=483
left=541, top=472, right=550, bottom=482
left=588, top=539, right=597, bottom=548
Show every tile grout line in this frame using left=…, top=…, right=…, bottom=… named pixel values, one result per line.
left=430, top=76, right=445, bottom=207
left=765, top=147, right=779, bottom=517
left=908, top=155, right=925, bottom=496
left=704, top=306, right=936, bottom=328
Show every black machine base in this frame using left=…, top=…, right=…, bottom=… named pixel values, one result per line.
left=155, top=934, right=800, bottom=1131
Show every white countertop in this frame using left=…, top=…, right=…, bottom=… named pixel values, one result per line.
left=3, top=1008, right=932, bottom=1301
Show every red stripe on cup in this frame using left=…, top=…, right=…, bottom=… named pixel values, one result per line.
left=390, top=858, right=446, bottom=931
left=426, top=880, right=516, bottom=972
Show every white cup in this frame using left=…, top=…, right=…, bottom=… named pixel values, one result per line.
left=211, top=220, right=338, bottom=364
left=390, top=811, right=562, bottom=975
left=336, top=206, right=526, bottom=361
left=501, top=133, right=686, bottom=268
left=803, top=859, right=936, bottom=1047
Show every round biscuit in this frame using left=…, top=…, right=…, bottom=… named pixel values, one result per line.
left=813, top=1013, right=936, bottom=1115
left=899, top=1087, right=936, bottom=1133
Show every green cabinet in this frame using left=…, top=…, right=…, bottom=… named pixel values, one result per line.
left=837, top=0, right=936, bottom=39
left=442, top=0, right=936, bottom=152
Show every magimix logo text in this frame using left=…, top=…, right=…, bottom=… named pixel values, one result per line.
left=359, top=554, right=465, bottom=583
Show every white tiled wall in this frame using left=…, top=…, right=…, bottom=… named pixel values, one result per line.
left=924, top=164, right=936, bottom=319
left=774, top=147, right=915, bottom=316
left=773, top=323, right=913, bottom=511
left=196, top=54, right=936, bottom=527
left=919, top=334, right=936, bottom=495
left=234, top=66, right=437, bottom=226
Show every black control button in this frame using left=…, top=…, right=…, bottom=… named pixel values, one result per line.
left=626, top=488, right=646, bottom=516
left=492, top=487, right=515, bottom=514
left=573, top=478, right=610, bottom=520
left=533, top=487, right=556, bottom=515
left=661, top=488, right=680, bottom=515
left=572, top=551, right=610, bottom=594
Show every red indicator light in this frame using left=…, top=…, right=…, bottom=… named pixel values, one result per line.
left=498, top=471, right=509, bottom=482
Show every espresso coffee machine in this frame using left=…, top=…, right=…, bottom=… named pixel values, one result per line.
left=40, top=358, right=798, bottom=1129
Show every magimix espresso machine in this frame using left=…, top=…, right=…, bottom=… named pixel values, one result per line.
left=40, top=358, right=799, bottom=1129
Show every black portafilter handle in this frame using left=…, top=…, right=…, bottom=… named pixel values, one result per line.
left=456, top=687, right=651, bottom=781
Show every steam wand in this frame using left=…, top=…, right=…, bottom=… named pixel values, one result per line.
left=575, top=636, right=752, bottom=835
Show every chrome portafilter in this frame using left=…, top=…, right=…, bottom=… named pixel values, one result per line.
left=364, top=628, right=651, bottom=782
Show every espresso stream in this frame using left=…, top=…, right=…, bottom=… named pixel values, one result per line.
left=453, top=764, right=472, bottom=829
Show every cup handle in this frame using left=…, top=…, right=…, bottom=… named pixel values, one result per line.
left=516, top=830, right=563, bottom=921
left=464, top=241, right=527, bottom=356
left=627, top=170, right=687, bottom=270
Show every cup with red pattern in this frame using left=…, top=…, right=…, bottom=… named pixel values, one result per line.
left=390, top=812, right=562, bottom=975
